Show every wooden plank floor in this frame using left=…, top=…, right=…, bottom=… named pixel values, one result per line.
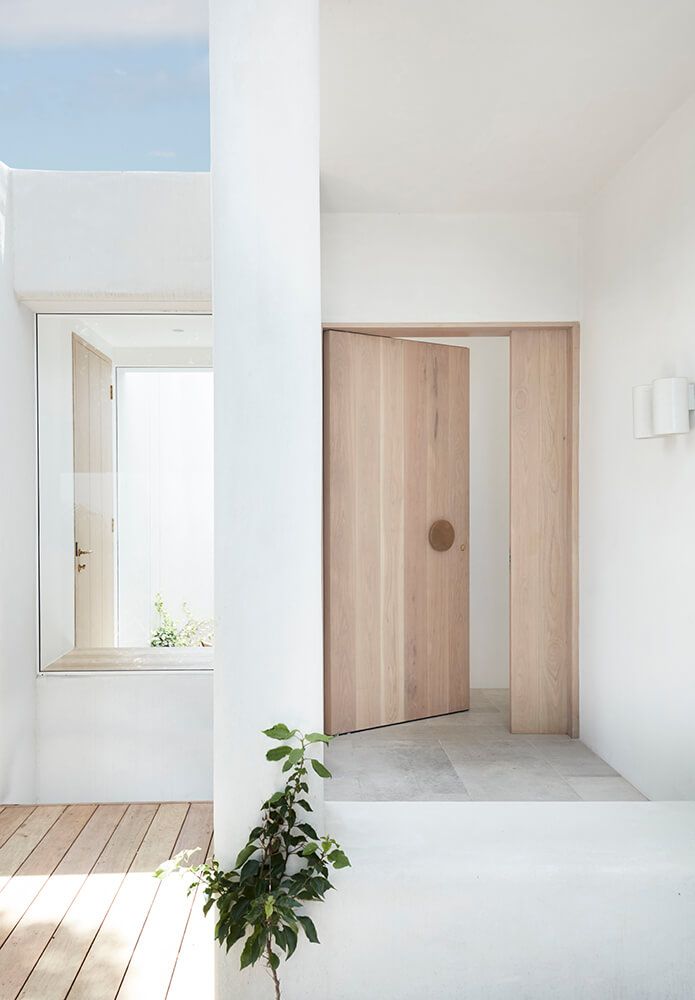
left=0, top=803, right=214, bottom=1000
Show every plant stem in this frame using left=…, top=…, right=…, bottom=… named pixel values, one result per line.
left=266, top=940, right=281, bottom=1000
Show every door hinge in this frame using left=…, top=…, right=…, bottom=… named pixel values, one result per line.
left=109, top=384, right=114, bottom=400
left=112, top=518, right=115, bottom=533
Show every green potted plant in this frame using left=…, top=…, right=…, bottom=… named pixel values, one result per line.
left=157, top=724, right=350, bottom=999
left=150, top=593, right=214, bottom=647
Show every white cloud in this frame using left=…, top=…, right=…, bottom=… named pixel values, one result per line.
left=0, top=0, right=208, bottom=45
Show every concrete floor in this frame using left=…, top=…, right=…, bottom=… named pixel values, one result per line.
left=325, top=688, right=647, bottom=801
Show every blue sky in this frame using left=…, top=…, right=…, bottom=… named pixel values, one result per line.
left=0, top=3, right=210, bottom=171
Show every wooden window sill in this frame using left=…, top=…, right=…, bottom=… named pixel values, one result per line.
left=42, top=647, right=214, bottom=672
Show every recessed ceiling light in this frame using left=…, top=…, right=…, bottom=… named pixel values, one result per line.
left=172, top=328, right=184, bottom=333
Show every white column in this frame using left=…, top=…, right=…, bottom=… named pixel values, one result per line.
left=0, top=164, right=37, bottom=804
left=209, top=0, right=322, bottom=990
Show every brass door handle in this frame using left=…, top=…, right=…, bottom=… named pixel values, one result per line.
left=77, top=562, right=87, bottom=572
left=75, top=544, right=92, bottom=557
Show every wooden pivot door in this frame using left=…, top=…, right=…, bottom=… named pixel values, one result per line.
left=510, top=328, right=577, bottom=736
left=324, top=330, right=470, bottom=735
left=73, top=334, right=115, bottom=648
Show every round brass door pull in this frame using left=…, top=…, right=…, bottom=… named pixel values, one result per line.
left=429, top=519, right=455, bottom=552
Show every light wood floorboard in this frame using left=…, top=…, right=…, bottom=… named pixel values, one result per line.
left=0, top=803, right=214, bottom=1000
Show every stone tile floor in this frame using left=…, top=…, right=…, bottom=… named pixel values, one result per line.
left=325, top=689, right=647, bottom=802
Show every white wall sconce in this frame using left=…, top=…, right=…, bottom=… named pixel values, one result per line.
left=633, top=377, right=695, bottom=439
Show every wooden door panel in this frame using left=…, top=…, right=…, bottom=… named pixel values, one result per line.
left=510, top=328, right=572, bottom=734
left=73, top=336, right=114, bottom=648
left=403, top=342, right=470, bottom=721
left=324, top=330, right=469, bottom=734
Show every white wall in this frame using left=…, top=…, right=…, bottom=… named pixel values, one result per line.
left=37, top=672, right=212, bottom=802
left=581, top=93, right=695, bottom=800
left=211, top=0, right=324, bottom=865
left=423, top=337, right=510, bottom=688
left=0, top=164, right=37, bottom=803
left=11, top=170, right=212, bottom=312
left=270, top=801, right=695, bottom=1000
left=321, top=212, right=580, bottom=323
left=118, top=369, right=214, bottom=645
left=37, top=322, right=78, bottom=666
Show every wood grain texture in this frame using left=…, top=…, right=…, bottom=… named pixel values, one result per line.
left=73, top=334, right=114, bottom=648
left=510, top=328, right=573, bottom=734
left=0, top=807, right=36, bottom=851
left=0, top=807, right=65, bottom=887
left=322, top=323, right=576, bottom=339
left=0, top=805, right=96, bottom=950
left=1, top=802, right=214, bottom=1000
left=324, top=330, right=469, bottom=734
left=67, top=802, right=188, bottom=1000
left=117, top=804, right=213, bottom=1000
left=17, top=803, right=157, bottom=1000
left=0, top=805, right=125, bottom=997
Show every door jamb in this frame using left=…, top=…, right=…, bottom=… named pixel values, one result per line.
left=322, top=322, right=580, bottom=739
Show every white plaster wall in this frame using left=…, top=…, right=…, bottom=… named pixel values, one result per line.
left=11, top=170, right=212, bottom=312
left=256, top=801, right=695, bottom=1000
left=36, top=673, right=212, bottom=802
left=581, top=93, right=695, bottom=800
left=117, top=369, right=214, bottom=645
left=0, top=164, right=37, bottom=803
left=37, top=323, right=78, bottom=666
left=321, top=212, right=580, bottom=323
left=422, top=337, right=510, bottom=688
left=210, top=0, right=323, bottom=863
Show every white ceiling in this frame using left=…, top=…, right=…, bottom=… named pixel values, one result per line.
left=76, top=314, right=212, bottom=348
left=320, top=0, right=695, bottom=212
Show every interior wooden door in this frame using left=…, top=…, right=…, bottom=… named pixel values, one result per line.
left=509, top=327, right=575, bottom=735
left=324, top=330, right=470, bottom=735
left=73, top=334, right=115, bottom=648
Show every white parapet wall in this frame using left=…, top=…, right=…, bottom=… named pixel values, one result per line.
left=11, top=168, right=212, bottom=313
left=0, top=164, right=37, bottom=803
left=225, top=801, right=695, bottom=999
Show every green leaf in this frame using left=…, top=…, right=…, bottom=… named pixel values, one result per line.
left=239, top=932, right=255, bottom=968
left=311, top=759, right=332, bottom=779
left=305, top=732, right=332, bottom=744
left=239, top=927, right=266, bottom=968
left=262, top=723, right=293, bottom=741
left=297, top=799, right=313, bottom=813
left=328, top=849, right=351, bottom=869
left=266, top=745, right=292, bottom=761
left=223, top=921, right=247, bottom=951
left=284, top=925, right=298, bottom=958
left=298, top=914, right=320, bottom=943
left=297, top=822, right=319, bottom=840
left=301, top=842, right=319, bottom=856
left=239, top=858, right=261, bottom=883
left=268, top=791, right=285, bottom=805
left=234, top=843, right=258, bottom=869
left=268, top=949, right=280, bottom=971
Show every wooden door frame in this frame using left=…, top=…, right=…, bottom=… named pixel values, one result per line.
left=322, top=322, right=580, bottom=739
